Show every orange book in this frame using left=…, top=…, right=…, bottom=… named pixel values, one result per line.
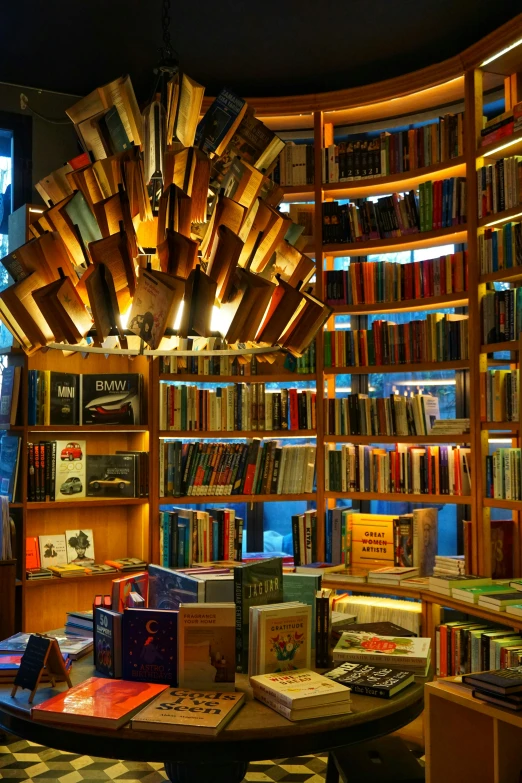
left=25, top=537, right=40, bottom=570
left=32, top=677, right=167, bottom=729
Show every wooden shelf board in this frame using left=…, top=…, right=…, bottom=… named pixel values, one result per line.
left=280, top=184, right=314, bottom=202
left=323, top=360, right=469, bottom=375
left=9, top=503, right=23, bottom=509
left=322, top=158, right=466, bottom=200
left=26, top=498, right=148, bottom=510
left=481, top=341, right=518, bottom=354
left=159, top=493, right=317, bottom=505
left=422, top=590, right=522, bottom=629
left=481, top=421, right=519, bottom=432
left=27, top=425, right=148, bottom=433
left=330, top=292, right=468, bottom=316
left=159, top=430, right=317, bottom=439
left=25, top=569, right=145, bottom=588
left=159, top=374, right=316, bottom=383
left=324, top=491, right=471, bottom=504
left=0, top=424, right=24, bottom=431
left=308, top=226, right=468, bottom=258
left=480, top=266, right=522, bottom=284
left=478, top=205, right=522, bottom=228
left=320, top=578, right=423, bottom=599
left=323, top=434, right=471, bottom=444
left=483, top=497, right=522, bottom=510
left=478, top=130, right=522, bottom=160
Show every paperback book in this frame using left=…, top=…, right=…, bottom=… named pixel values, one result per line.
left=250, top=668, right=351, bottom=709
left=324, top=662, right=414, bottom=698
left=249, top=602, right=312, bottom=677
left=333, top=631, right=431, bottom=673
left=178, top=603, right=236, bottom=690
left=122, top=608, right=178, bottom=685
left=131, top=687, right=245, bottom=735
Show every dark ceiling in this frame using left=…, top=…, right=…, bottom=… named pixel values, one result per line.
left=2, top=0, right=522, bottom=102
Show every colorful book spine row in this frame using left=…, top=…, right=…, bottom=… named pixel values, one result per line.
left=325, top=507, right=353, bottom=565
left=274, top=143, right=315, bottom=186
left=324, top=315, right=469, bottom=368
left=321, top=114, right=464, bottom=184
left=324, top=252, right=468, bottom=305
left=481, top=102, right=522, bottom=147
left=159, top=384, right=316, bottom=432
left=481, top=369, right=519, bottom=423
left=479, top=220, right=522, bottom=275
left=291, top=510, right=319, bottom=566
left=482, top=287, right=522, bottom=344
left=435, top=622, right=519, bottom=677
left=324, top=394, right=438, bottom=437
left=159, top=440, right=317, bottom=497
left=486, top=447, right=522, bottom=500
left=158, top=342, right=316, bottom=376
left=322, top=178, right=466, bottom=245
left=325, top=443, right=471, bottom=496
left=477, top=156, right=522, bottom=218
left=159, top=507, right=243, bottom=567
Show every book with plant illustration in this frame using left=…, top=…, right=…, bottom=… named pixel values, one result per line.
left=250, top=603, right=311, bottom=677
left=332, top=630, right=431, bottom=671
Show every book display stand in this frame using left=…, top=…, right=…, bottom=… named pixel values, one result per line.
left=10, top=634, right=71, bottom=704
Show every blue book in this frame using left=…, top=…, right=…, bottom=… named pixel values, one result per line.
left=196, top=88, right=246, bottom=155
left=177, top=523, right=186, bottom=567
left=0, top=434, right=21, bottom=501
left=122, top=607, right=178, bottom=685
left=94, top=608, right=122, bottom=678
left=492, top=231, right=499, bottom=272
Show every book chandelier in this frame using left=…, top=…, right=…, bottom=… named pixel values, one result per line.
left=0, top=73, right=332, bottom=358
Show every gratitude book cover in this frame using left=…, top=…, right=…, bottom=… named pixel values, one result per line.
left=122, top=608, right=178, bottom=685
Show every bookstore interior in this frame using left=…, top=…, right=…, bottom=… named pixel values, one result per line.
left=7, top=5, right=522, bottom=783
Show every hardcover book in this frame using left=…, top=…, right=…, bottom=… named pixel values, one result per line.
left=250, top=668, right=350, bottom=709
left=80, top=373, right=142, bottom=425
left=122, top=608, right=178, bottom=685
left=463, top=665, right=522, bottom=695
left=0, top=365, right=20, bottom=426
left=131, top=687, right=245, bottom=735
left=32, top=676, right=167, bottom=729
left=332, top=631, right=431, bottom=672
left=234, top=557, right=283, bottom=673
left=94, top=607, right=122, bottom=678
left=0, top=433, right=21, bottom=501
left=253, top=602, right=312, bottom=676
left=282, top=572, right=321, bottom=648
left=65, top=528, right=95, bottom=566
left=49, top=372, right=79, bottom=425
left=86, top=454, right=137, bottom=498
left=148, top=564, right=233, bottom=610
left=25, top=536, right=40, bottom=570
left=111, top=572, right=149, bottom=612
left=324, top=662, right=414, bottom=698
left=55, top=439, right=86, bottom=501
left=38, top=534, right=67, bottom=569
left=178, top=603, right=235, bottom=690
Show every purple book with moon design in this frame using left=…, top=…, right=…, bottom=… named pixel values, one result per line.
left=122, top=608, right=178, bottom=685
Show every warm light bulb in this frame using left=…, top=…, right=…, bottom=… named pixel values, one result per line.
left=120, top=305, right=133, bottom=329
left=173, top=301, right=184, bottom=331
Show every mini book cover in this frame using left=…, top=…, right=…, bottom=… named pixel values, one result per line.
left=324, top=662, right=414, bottom=698
left=258, top=604, right=312, bottom=675
left=250, top=668, right=349, bottom=708
left=32, top=676, right=167, bottom=729
left=50, top=372, right=79, bottom=425
left=86, top=454, right=137, bottom=498
left=38, top=534, right=67, bottom=569
left=55, top=439, right=86, bottom=501
left=65, top=528, right=95, bottom=566
left=333, top=631, right=430, bottom=666
left=131, top=687, right=245, bottom=735
left=178, top=603, right=235, bottom=690
left=234, top=557, right=283, bottom=673
left=122, top=608, right=178, bottom=685
left=94, top=607, right=122, bottom=678
left=81, top=373, right=142, bottom=425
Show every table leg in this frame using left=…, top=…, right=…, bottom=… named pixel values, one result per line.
left=164, top=760, right=249, bottom=783
left=326, top=752, right=340, bottom=783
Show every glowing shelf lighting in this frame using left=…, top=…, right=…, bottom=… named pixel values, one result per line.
left=481, top=38, right=522, bottom=67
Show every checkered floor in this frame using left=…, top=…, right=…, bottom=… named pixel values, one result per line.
left=0, top=738, right=328, bottom=782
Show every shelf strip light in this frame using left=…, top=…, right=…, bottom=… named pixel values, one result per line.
left=483, top=210, right=522, bottom=228
left=482, top=136, right=522, bottom=157
left=158, top=434, right=317, bottom=440
left=480, top=38, right=522, bottom=67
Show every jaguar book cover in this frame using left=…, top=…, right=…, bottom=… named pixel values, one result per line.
left=80, top=373, right=142, bottom=425
left=122, top=608, right=178, bottom=685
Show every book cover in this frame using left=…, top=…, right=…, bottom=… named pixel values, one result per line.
left=25, top=536, right=40, bottom=570
left=0, top=434, right=21, bottom=501
left=65, top=528, right=95, bottom=566
left=55, top=439, right=86, bottom=501
left=413, top=508, right=438, bottom=576
left=48, top=563, right=86, bottom=577
left=122, top=608, right=178, bottom=685
left=80, top=374, right=142, bottom=425
left=234, top=558, right=283, bottom=673
left=148, top=564, right=201, bottom=610
left=257, top=603, right=312, bottom=675
left=0, top=632, right=92, bottom=660
left=333, top=631, right=431, bottom=668
left=131, top=687, right=245, bottom=735
left=0, top=365, right=20, bottom=425
left=282, top=572, right=321, bottom=648
left=342, top=622, right=416, bottom=638
left=178, top=603, right=235, bottom=690
left=463, top=665, right=522, bottom=694
left=349, top=514, right=395, bottom=566
left=49, top=372, right=79, bottom=425
left=38, top=534, right=67, bottom=569
left=32, top=676, right=167, bottom=729
left=94, top=607, right=122, bottom=678
left=324, top=662, right=414, bottom=698
left=111, top=572, right=149, bottom=612
left=86, top=454, right=137, bottom=498
left=250, top=668, right=350, bottom=709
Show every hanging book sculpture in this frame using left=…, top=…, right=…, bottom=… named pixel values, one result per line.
left=1, top=75, right=330, bottom=358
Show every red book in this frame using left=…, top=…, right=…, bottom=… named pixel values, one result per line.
left=289, top=389, right=299, bottom=430
left=32, top=677, right=167, bottom=729
left=110, top=572, right=149, bottom=612
left=68, top=152, right=91, bottom=170
left=25, top=536, right=40, bottom=569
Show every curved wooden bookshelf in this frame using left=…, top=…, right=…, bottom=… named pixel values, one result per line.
left=324, top=491, right=471, bottom=504
left=159, top=493, right=317, bottom=505
left=478, top=204, right=522, bottom=228
left=320, top=578, right=423, bottom=600
left=478, top=130, right=522, bottom=160
left=281, top=184, right=314, bottom=202
left=480, top=266, right=522, bottom=284
left=308, top=226, right=467, bottom=258
left=481, top=422, right=519, bottom=432
left=481, top=340, right=519, bottom=354
left=26, top=498, right=148, bottom=511
left=159, top=430, right=317, bottom=439
left=323, top=434, right=470, bottom=444
left=483, top=498, right=522, bottom=510
left=323, top=360, right=469, bottom=375
left=331, top=292, right=468, bottom=315
left=25, top=569, right=145, bottom=588
left=27, top=425, right=148, bottom=433
left=159, top=374, right=316, bottom=383
left=421, top=591, right=522, bottom=630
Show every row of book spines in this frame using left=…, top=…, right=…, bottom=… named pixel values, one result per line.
left=160, top=441, right=317, bottom=497
left=325, top=445, right=470, bottom=496
left=159, top=510, right=243, bottom=567
left=160, top=386, right=316, bottom=432
left=27, top=441, right=56, bottom=502
left=479, top=221, right=522, bottom=275
left=291, top=511, right=318, bottom=566
left=436, top=623, right=522, bottom=677
left=480, top=370, right=519, bottom=422
left=325, top=510, right=353, bottom=566
left=477, top=156, right=522, bottom=217
left=324, top=396, right=431, bottom=437
left=482, top=288, right=522, bottom=344
left=324, top=253, right=467, bottom=304
left=321, top=116, right=464, bottom=183
left=274, top=143, right=315, bottom=186
left=323, top=321, right=469, bottom=367
left=485, top=448, right=522, bottom=500
left=157, top=345, right=316, bottom=376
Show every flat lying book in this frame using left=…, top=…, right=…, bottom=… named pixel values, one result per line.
left=478, top=592, right=522, bottom=609
left=472, top=689, right=522, bottom=710
left=452, top=584, right=512, bottom=603
left=252, top=685, right=351, bottom=721
left=131, top=687, right=245, bottom=735
left=0, top=632, right=92, bottom=660
left=324, top=662, right=414, bottom=698
left=249, top=668, right=350, bottom=709
left=340, top=622, right=416, bottom=638
left=368, top=567, right=419, bottom=583
left=33, top=677, right=167, bottom=729
left=333, top=631, right=430, bottom=672
left=463, top=666, right=522, bottom=695
left=26, top=568, right=53, bottom=579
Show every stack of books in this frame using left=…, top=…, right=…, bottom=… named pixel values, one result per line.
left=367, top=567, right=420, bottom=585
left=65, top=610, right=94, bottom=638
left=0, top=652, right=72, bottom=684
left=324, top=662, right=415, bottom=699
left=0, top=632, right=93, bottom=661
left=429, top=419, right=470, bottom=435
left=250, top=669, right=351, bottom=721
left=452, top=582, right=512, bottom=604
left=464, top=666, right=522, bottom=711
left=333, top=630, right=431, bottom=676
left=478, top=587, right=522, bottom=612
left=428, top=574, right=491, bottom=597
left=433, top=554, right=466, bottom=577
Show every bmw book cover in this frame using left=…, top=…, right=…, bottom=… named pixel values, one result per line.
left=80, top=374, right=143, bottom=425
left=86, top=454, right=137, bottom=497
left=55, top=440, right=86, bottom=501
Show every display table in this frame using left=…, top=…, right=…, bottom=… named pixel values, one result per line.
left=0, top=657, right=426, bottom=783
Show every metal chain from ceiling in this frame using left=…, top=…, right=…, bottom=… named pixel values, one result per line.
left=161, top=0, right=173, bottom=62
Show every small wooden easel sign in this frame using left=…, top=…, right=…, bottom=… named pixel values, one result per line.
left=11, top=634, right=72, bottom=703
